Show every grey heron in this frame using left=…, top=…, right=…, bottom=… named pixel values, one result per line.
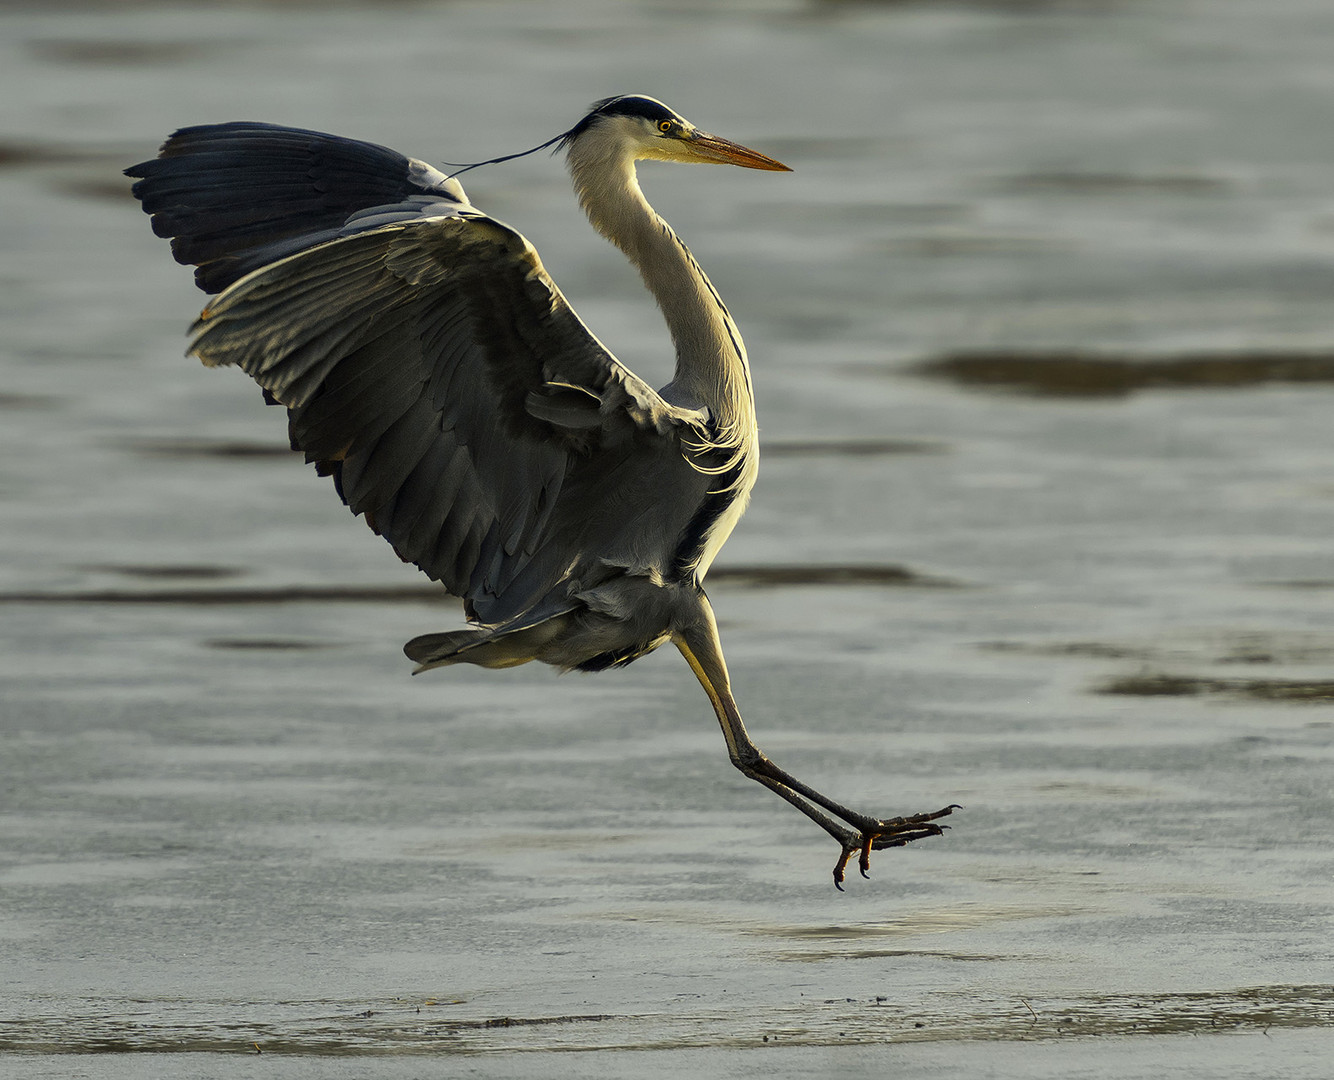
left=126, top=95, right=955, bottom=886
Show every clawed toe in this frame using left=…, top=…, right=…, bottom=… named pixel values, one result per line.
left=831, top=804, right=961, bottom=889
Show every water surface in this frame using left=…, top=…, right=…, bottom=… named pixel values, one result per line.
left=2, top=0, right=1332, bottom=1075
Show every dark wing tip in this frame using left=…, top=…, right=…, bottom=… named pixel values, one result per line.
left=126, top=122, right=433, bottom=293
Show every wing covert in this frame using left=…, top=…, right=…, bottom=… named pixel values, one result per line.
left=186, top=204, right=712, bottom=621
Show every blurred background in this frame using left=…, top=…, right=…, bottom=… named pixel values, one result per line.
left=2, top=1, right=1332, bottom=1076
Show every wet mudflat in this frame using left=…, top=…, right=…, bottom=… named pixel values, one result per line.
left=2, top=0, right=1332, bottom=1076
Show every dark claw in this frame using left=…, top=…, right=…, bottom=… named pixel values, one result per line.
left=829, top=804, right=961, bottom=888
left=832, top=845, right=855, bottom=890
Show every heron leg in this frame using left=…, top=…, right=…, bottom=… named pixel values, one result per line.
left=673, top=595, right=956, bottom=888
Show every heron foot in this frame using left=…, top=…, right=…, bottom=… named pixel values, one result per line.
left=831, top=804, right=960, bottom=890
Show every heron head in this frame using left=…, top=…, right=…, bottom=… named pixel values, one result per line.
left=563, top=95, right=791, bottom=172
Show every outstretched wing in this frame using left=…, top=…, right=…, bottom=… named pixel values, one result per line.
left=127, top=123, right=714, bottom=624
left=126, top=121, right=470, bottom=293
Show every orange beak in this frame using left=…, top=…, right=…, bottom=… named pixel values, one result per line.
left=685, top=131, right=791, bottom=171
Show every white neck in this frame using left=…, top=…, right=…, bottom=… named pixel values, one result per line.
left=565, top=134, right=756, bottom=445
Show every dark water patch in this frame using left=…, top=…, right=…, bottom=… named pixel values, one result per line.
left=27, top=39, right=215, bottom=66
left=0, top=391, right=61, bottom=410
left=203, top=638, right=336, bottom=651
left=1099, top=673, right=1334, bottom=703
left=1000, top=171, right=1227, bottom=194
left=884, top=234, right=1069, bottom=257
left=0, top=585, right=455, bottom=606
left=0, top=140, right=138, bottom=170
left=762, top=438, right=946, bottom=457
left=748, top=905, right=1073, bottom=946
left=0, top=566, right=958, bottom=606
left=117, top=436, right=293, bottom=459
left=711, top=564, right=962, bottom=588
left=477, top=1013, right=617, bottom=1029
left=79, top=564, right=242, bottom=581
left=0, top=139, right=138, bottom=202
left=0, top=141, right=75, bottom=169
left=1213, top=635, right=1334, bottom=665
left=55, top=176, right=139, bottom=202
left=983, top=639, right=1152, bottom=661
left=1, top=0, right=429, bottom=12
left=981, top=984, right=1334, bottom=1041
left=774, top=948, right=1019, bottom=962
left=815, top=0, right=1116, bottom=9
left=985, top=632, right=1334, bottom=666
left=912, top=349, right=1334, bottom=398
left=2, top=984, right=1327, bottom=1054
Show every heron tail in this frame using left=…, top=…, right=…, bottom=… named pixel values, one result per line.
left=404, top=615, right=571, bottom=673
left=405, top=629, right=501, bottom=671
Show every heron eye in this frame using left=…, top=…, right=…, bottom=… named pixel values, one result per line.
left=658, top=120, right=675, bottom=135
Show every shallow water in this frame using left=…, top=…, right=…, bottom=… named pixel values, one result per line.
left=2, top=0, right=1332, bottom=1075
